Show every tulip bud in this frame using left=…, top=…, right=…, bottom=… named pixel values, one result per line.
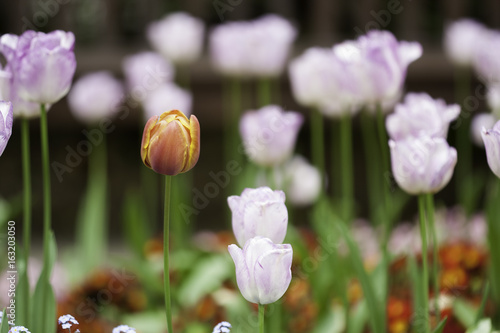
left=141, top=109, right=200, bottom=175
left=228, top=236, right=293, bottom=304
left=389, top=136, right=457, bottom=195
left=481, top=120, right=500, bottom=178
left=228, top=186, right=288, bottom=246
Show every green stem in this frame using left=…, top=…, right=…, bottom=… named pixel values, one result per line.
left=259, top=304, right=265, bottom=333
left=39, top=103, right=51, bottom=332
left=311, top=109, right=325, bottom=192
left=163, top=175, right=174, bottom=333
left=21, top=118, right=31, bottom=263
left=486, top=178, right=500, bottom=302
left=361, top=111, right=382, bottom=226
left=258, top=78, right=272, bottom=107
left=418, top=195, right=430, bottom=333
left=376, top=106, right=392, bottom=236
left=40, top=104, right=51, bottom=258
left=340, top=113, right=354, bottom=222
left=425, top=193, right=440, bottom=321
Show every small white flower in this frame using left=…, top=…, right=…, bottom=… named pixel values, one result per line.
left=8, top=326, right=31, bottom=333
left=112, top=324, right=137, bottom=333
left=213, top=321, right=232, bottom=333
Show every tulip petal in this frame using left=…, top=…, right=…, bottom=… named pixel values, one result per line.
left=141, top=115, right=159, bottom=168
left=228, top=244, right=258, bottom=304
left=254, top=244, right=293, bottom=304
left=185, top=114, right=200, bottom=172
left=482, top=124, right=500, bottom=178
left=148, top=119, right=189, bottom=175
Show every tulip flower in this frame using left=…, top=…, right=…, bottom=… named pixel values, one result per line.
left=389, top=136, right=457, bottom=195
left=210, top=15, right=296, bottom=78
left=386, top=92, right=460, bottom=140
left=68, top=71, right=124, bottom=124
left=141, top=109, right=200, bottom=176
left=142, top=82, right=192, bottom=120
left=444, top=19, right=487, bottom=67
left=358, top=30, right=422, bottom=108
left=240, top=105, right=303, bottom=166
left=122, top=51, right=174, bottom=100
left=2, top=30, right=76, bottom=104
left=0, top=100, right=13, bottom=156
left=147, top=12, right=205, bottom=65
left=228, top=187, right=288, bottom=246
left=474, top=29, right=500, bottom=83
left=228, top=236, right=293, bottom=304
left=471, top=113, right=496, bottom=147
left=282, top=156, right=321, bottom=206
left=481, top=120, right=500, bottom=178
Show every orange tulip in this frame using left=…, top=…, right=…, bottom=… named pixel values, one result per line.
left=141, top=110, right=200, bottom=175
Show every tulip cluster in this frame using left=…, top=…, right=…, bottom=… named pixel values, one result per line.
left=387, top=93, right=458, bottom=195
left=209, top=15, right=296, bottom=78
left=289, top=30, right=422, bottom=116
left=227, top=186, right=293, bottom=305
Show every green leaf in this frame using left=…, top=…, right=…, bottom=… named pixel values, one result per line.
left=14, top=252, right=30, bottom=326
left=347, top=301, right=368, bottom=333
left=122, top=189, right=150, bottom=258
left=121, top=311, right=167, bottom=333
left=178, top=254, right=233, bottom=307
left=466, top=318, right=493, bottom=333
left=454, top=298, right=478, bottom=329
left=30, top=231, right=57, bottom=333
left=432, top=317, right=448, bottom=333
left=407, top=254, right=424, bottom=330
left=313, top=303, right=345, bottom=333
left=336, top=219, right=385, bottom=333
left=475, top=282, right=490, bottom=325
left=76, top=141, right=108, bottom=271
left=1, top=308, right=9, bottom=333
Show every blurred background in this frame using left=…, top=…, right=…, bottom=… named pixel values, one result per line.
left=0, top=0, right=499, bottom=242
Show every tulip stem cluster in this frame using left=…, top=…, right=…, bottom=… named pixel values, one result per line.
left=417, top=195, right=430, bottom=333
left=163, top=175, right=174, bottom=333
left=21, top=118, right=32, bottom=262
left=340, top=113, right=354, bottom=221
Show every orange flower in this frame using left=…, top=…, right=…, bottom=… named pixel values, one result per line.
left=141, top=110, right=200, bottom=175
